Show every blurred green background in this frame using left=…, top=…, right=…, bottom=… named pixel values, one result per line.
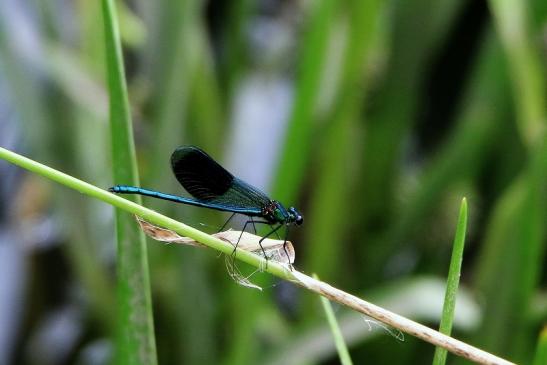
left=0, top=0, right=546, bottom=364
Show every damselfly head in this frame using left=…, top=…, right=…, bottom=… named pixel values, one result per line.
left=289, top=207, right=303, bottom=226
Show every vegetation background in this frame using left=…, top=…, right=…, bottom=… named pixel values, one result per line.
left=0, top=0, right=545, bottom=364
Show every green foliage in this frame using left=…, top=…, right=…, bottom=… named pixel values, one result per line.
left=0, top=0, right=545, bottom=364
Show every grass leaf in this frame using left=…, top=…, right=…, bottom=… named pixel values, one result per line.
left=432, top=198, right=468, bottom=365
left=101, top=1, right=157, bottom=363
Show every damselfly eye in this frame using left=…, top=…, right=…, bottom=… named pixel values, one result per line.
left=289, top=207, right=303, bottom=225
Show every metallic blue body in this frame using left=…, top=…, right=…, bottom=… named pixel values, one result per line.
left=110, top=185, right=263, bottom=216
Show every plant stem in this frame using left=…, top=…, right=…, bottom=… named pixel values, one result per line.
left=0, top=147, right=515, bottom=365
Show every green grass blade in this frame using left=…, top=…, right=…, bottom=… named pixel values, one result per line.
left=271, top=0, right=337, bottom=204
left=472, top=2, right=546, bottom=361
left=355, top=0, right=468, bottom=284
left=532, top=327, right=547, bottom=365
left=368, top=29, right=511, bottom=283
left=432, top=198, right=468, bottom=365
left=315, top=274, right=354, bottom=365
left=101, top=1, right=157, bottom=364
left=487, top=0, right=546, bottom=147
left=303, top=0, right=382, bottom=281
left=357, top=0, right=465, bottom=238
left=147, top=0, right=198, bottom=188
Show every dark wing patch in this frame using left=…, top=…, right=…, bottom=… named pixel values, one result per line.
left=171, top=146, right=233, bottom=201
left=170, top=146, right=271, bottom=211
